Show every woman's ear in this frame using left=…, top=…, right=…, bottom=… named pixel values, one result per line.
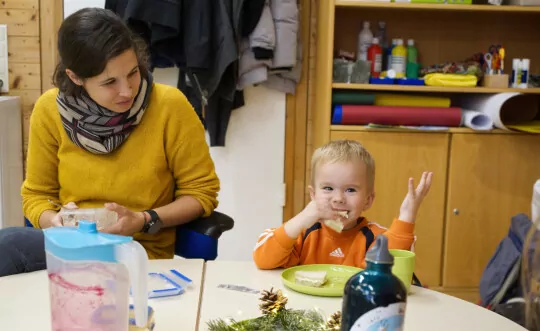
left=65, top=69, right=83, bottom=86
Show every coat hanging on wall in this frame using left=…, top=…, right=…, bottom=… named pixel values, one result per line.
left=104, top=0, right=265, bottom=147
left=104, top=0, right=299, bottom=147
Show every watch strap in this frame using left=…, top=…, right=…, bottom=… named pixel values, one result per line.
left=143, top=209, right=161, bottom=233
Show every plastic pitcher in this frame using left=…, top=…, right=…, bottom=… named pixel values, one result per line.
left=44, top=221, right=148, bottom=331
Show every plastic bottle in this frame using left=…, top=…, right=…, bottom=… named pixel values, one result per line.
left=357, top=21, right=373, bottom=61
left=511, top=59, right=521, bottom=88
left=367, top=38, right=383, bottom=78
left=520, top=59, right=530, bottom=88
left=406, top=39, right=417, bottom=64
left=391, top=39, right=407, bottom=78
left=59, top=208, right=118, bottom=230
left=341, top=235, right=407, bottom=330
left=375, top=22, right=388, bottom=71
left=375, top=22, right=388, bottom=50
left=406, top=39, right=418, bottom=79
left=386, top=39, right=397, bottom=72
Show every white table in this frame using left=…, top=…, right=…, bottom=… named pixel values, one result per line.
left=198, top=261, right=526, bottom=331
left=0, top=259, right=205, bottom=331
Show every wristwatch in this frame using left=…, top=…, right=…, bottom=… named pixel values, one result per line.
left=142, top=209, right=164, bottom=234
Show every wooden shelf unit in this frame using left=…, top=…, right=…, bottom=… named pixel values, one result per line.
left=312, top=1, right=540, bottom=301
left=335, top=1, right=540, bottom=13
left=333, top=83, right=540, bottom=94
left=331, top=125, right=519, bottom=134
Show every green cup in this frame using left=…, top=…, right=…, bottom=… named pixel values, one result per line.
left=389, top=249, right=416, bottom=292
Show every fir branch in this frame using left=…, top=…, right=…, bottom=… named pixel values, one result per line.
left=206, top=309, right=334, bottom=331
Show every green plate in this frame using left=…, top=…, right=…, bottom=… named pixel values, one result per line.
left=281, top=264, right=362, bottom=297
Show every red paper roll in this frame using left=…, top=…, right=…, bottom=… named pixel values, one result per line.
left=334, top=105, right=462, bottom=127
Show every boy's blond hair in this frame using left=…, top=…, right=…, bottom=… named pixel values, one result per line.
left=311, top=139, right=375, bottom=191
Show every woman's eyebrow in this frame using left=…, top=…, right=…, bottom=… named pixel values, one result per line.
left=100, top=66, right=139, bottom=84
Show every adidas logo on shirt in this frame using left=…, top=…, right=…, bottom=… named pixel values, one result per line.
left=329, top=247, right=345, bottom=258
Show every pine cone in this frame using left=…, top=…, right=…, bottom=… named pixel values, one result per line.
left=326, top=311, right=342, bottom=330
left=259, top=287, right=288, bottom=315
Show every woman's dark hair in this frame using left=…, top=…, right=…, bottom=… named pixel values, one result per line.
left=53, top=8, right=149, bottom=96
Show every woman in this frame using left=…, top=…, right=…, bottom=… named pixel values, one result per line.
left=0, top=8, right=219, bottom=276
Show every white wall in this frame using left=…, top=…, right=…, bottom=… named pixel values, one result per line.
left=155, top=67, right=286, bottom=261
left=64, top=0, right=105, bottom=16
left=64, top=2, right=287, bottom=260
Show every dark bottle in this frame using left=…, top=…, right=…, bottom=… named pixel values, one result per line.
left=341, top=235, right=407, bottom=331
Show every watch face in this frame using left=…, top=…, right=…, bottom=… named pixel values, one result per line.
left=147, top=219, right=163, bottom=235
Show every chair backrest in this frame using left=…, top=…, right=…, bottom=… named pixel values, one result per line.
left=175, top=227, right=219, bottom=260
left=174, top=211, right=234, bottom=261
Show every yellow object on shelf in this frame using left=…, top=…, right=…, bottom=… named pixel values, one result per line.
left=332, top=82, right=540, bottom=94
left=424, top=73, right=478, bottom=87
left=507, top=121, right=540, bottom=133
left=375, top=93, right=451, bottom=108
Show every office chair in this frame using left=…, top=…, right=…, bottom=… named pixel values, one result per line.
left=174, top=211, right=234, bottom=261
left=24, top=211, right=234, bottom=261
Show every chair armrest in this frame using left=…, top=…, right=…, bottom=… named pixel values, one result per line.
left=176, top=211, right=234, bottom=239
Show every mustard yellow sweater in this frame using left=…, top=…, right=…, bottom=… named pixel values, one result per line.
left=22, top=83, right=220, bottom=259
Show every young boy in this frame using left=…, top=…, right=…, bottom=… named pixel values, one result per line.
left=253, top=139, right=433, bottom=270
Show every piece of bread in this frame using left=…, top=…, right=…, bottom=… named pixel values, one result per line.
left=295, top=270, right=327, bottom=287
left=323, top=210, right=348, bottom=233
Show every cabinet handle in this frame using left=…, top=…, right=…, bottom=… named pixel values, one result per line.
left=453, top=208, right=460, bottom=215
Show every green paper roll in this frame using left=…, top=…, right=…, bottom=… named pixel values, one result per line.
left=332, top=92, right=376, bottom=105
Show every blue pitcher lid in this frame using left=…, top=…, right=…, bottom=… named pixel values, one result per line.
left=44, top=221, right=132, bottom=249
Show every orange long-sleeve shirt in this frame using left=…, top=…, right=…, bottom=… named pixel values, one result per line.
left=253, top=218, right=415, bottom=270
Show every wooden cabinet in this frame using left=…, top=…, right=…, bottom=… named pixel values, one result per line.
left=331, top=130, right=449, bottom=287
left=327, top=131, right=540, bottom=295
left=303, top=0, right=540, bottom=301
left=444, top=134, right=540, bottom=287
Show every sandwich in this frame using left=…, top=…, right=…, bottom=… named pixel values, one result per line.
left=324, top=210, right=348, bottom=233
left=294, top=270, right=327, bottom=287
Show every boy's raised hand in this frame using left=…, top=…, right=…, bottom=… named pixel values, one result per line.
left=398, top=172, right=433, bottom=224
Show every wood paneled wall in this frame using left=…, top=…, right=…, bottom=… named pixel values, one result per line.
left=1, top=0, right=62, bottom=157
left=2, top=0, right=41, bottom=153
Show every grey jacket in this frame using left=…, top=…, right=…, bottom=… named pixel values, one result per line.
left=238, top=0, right=300, bottom=94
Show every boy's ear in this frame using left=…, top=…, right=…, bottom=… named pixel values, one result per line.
left=308, top=185, right=315, bottom=201
left=363, top=191, right=376, bottom=211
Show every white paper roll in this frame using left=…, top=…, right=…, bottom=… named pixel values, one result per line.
left=457, top=93, right=539, bottom=130
left=461, top=110, right=494, bottom=131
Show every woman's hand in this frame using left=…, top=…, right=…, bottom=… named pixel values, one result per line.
left=48, top=202, right=79, bottom=227
left=101, top=203, right=146, bottom=236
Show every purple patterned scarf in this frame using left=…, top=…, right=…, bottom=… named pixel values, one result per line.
left=56, top=73, right=153, bottom=154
